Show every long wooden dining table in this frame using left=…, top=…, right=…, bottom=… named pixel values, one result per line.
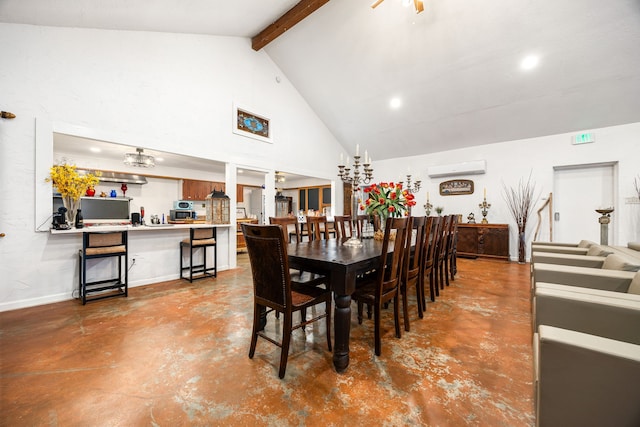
left=287, top=237, right=383, bottom=372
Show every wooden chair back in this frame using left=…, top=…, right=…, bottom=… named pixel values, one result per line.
left=269, top=216, right=301, bottom=243
left=242, top=224, right=292, bottom=309
left=334, top=215, right=353, bottom=239
left=376, top=217, right=410, bottom=297
left=306, top=215, right=329, bottom=241
left=401, top=216, right=427, bottom=330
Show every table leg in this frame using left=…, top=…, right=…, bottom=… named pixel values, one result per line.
left=333, top=293, right=351, bottom=372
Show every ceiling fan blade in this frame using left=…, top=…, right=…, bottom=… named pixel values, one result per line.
left=414, top=0, right=424, bottom=13
left=371, top=0, right=385, bottom=9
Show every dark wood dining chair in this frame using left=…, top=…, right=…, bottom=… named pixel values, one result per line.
left=435, top=215, right=452, bottom=292
left=269, top=216, right=326, bottom=284
left=422, top=216, right=441, bottom=303
left=269, top=216, right=301, bottom=243
left=333, top=215, right=354, bottom=239
left=306, top=215, right=330, bottom=241
left=400, top=216, right=427, bottom=331
left=445, top=214, right=459, bottom=284
left=352, top=216, right=409, bottom=356
left=241, top=223, right=332, bottom=379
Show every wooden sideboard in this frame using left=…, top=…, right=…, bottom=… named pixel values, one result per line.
left=457, top=223, right=510, bottom=260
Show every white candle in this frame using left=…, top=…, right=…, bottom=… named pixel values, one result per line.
left=346, top=156, right=350, bottom=166
left=427, top=191, right=430, bottom=201
left=484, top=187, right=487, bottom=198
left=364, top=150, right=368, bottom=163
left=356, top=144, right=360, bottom=156
left=340, top=153, right=344, bottom=165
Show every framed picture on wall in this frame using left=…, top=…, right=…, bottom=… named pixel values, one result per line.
left=439, top=179, right=474, bottom=196
left=232, top=103, right=272, bottom=143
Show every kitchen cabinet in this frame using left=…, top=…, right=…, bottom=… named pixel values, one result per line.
left=237, top=184, right=244, bottom=203
left=182, top=179, right=225, bottom=201
left=236, top=218, right=258, bottom=252
left=457, top=223, right=510, bottom=260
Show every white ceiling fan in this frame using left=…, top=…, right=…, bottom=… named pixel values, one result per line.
left=371, top=0, right=424, bottom=14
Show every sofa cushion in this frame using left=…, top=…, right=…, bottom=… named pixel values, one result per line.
left=602, top=254, right=640, bottom=272
left=587, top=245, right=615, bottom=257
left=628, top=242, right=640, bottom=252
left=628, top=273, right=640, bottom=295
left=578, top=240, right=596, bottom=248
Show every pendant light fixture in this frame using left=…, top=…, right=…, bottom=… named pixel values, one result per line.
left=124, top=148, right=155, bottom=168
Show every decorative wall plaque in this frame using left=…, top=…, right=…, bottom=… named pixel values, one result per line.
left=439, top=179, right=474, bottom=196
left=233, top=104, right=272, bottom=143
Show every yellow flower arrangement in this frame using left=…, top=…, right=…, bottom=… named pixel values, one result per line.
left=47, top=164, right=101, bottom=200
left=47, top=164, right=101, bottom=224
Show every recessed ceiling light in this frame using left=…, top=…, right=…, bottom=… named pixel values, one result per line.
left=390, top=97, right=402, bottom=109
left=238, top=169, right=244, bottom=174
left=520, top=54, right=540, bottom=70
left=155, top=157, right=164, bottom=162
left=89, top=147, right=101, bottom=153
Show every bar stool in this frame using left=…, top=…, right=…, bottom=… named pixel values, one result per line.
left=180, top=227, right=217, bottom=282
left=78, top=230, right=128, bottom=305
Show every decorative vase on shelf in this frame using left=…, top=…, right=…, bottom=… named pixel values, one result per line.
left=86, top=186, right=95, bottom=197
left=62, top=196, right=80, bottom=225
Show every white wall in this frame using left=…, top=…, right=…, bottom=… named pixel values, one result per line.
left=0, top=23, right=345, bottom=311
left=374, top=122, right=640, bottom=260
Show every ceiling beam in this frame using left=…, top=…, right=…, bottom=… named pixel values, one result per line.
left=252, top=0, right=330, bottom=51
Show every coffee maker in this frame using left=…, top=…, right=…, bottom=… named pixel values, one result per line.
left=52, top=206, right=71, bottom=230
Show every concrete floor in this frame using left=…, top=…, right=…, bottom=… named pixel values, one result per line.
left=0, top=255, right=534, bottom=426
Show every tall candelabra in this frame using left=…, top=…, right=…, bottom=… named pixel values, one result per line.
left=424, top=200, right=433, bottom=216
left=479, top=197, right=491, bottom=224
left=338, top=150, right=373, bottom=247
left=402, top=174, right=421, bottom=193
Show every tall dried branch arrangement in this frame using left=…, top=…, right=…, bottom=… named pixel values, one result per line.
left=502, top=173, right=539, bottom=229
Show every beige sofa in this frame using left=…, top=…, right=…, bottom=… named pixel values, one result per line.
left=533, top=283, right=640, bottom=426
left=535, top=325, right=640, bottom=427
left=532, top=263, right=639, bottom=293
left=531, top=239, right=595, bottom=256
left=532, top=241, right=640, bottom=267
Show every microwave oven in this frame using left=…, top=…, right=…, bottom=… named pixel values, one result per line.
left=173, top=200, right=194, bottom=210
left=170, top=210, right=196, bottom=221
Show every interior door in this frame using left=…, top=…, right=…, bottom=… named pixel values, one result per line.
left=553, top=163, right=616, bottom=244
left=249, top=189, right=263, bottom=223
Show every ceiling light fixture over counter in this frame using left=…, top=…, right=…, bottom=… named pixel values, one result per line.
left=371, top=0, right=424, bottom=14
left=124, top=148, right=155, bottom=168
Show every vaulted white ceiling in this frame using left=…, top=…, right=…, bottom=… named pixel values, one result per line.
left=2, top=0, right=640, bottom=160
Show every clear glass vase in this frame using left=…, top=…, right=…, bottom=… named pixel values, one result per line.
left=62, top=196, right=80, bottom=225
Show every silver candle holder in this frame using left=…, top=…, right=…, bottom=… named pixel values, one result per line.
left=479, top=197, right=491, bottom=224
left=338, top=151, right=373, bottom=247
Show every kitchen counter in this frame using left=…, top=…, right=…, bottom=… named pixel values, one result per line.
left=50, top=223, right=232, bottom=234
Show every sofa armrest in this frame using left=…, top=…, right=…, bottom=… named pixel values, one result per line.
left=532, top=252, right=605, bottom=268
left=532, top=241, right=580, bottom=248
left=536, top=326, right=640, bottom=427
left=531, top=245, right=590, bottom=255
left=534, top=284, right=640, bottom=344
left=533, top=263, right=635, bottom=292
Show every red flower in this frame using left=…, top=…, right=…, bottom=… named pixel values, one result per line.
left=388, top=206, right=395, bottom=213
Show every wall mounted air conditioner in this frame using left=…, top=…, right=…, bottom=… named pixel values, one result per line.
left=426, top=160, right=486, bottom=178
